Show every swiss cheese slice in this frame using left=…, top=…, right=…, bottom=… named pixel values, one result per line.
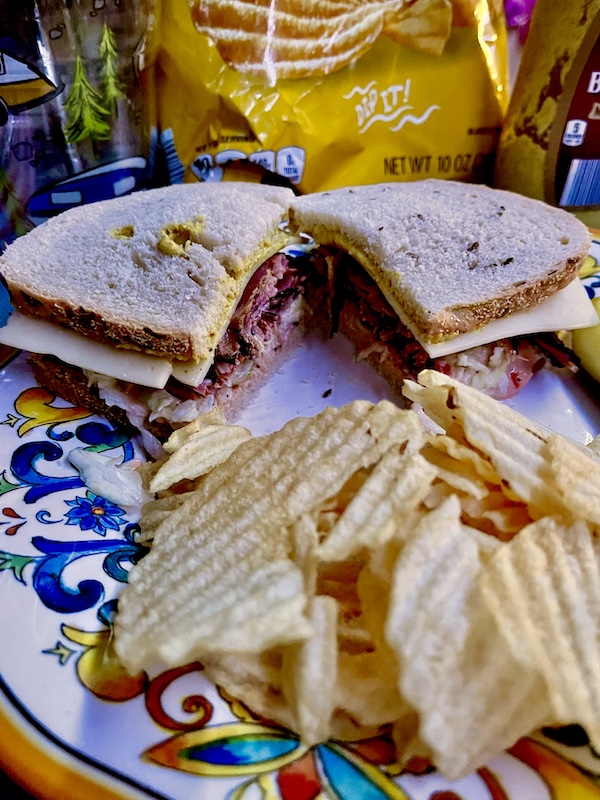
left=420, top=279, right=599, bottom=359
left=0, top=312, right=177, bottom=389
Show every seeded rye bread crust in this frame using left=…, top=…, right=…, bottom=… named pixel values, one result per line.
left=289, top=180, right=591, bottom=343
left=0, top=182, right=295, bottom=362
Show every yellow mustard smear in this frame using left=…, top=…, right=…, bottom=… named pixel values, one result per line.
left=157, top=218, right=205, bottom=257
left=111, top=224, right=135, bottom=239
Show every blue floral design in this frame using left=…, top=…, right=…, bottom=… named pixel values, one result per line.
left=0, top=523, right=147, bottom=613
left=65, top=491, right=126, bottom=535
left=584, top=277, right=600, bottom=300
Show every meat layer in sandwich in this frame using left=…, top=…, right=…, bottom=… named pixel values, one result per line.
left=315, top=247, right=560, bottom=400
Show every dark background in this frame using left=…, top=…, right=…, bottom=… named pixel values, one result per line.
left=0, top=770, right=35, bottom=799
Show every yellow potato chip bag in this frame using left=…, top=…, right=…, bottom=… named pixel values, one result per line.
left=143, top=0, right=508, bottom=190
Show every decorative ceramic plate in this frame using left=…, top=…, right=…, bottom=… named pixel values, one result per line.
left=3, top=239, right=600, bottom=800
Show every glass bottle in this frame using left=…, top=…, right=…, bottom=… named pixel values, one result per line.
left=495, top=0, right=600, bottom=229
left=0, top=0, right=148, bottom=249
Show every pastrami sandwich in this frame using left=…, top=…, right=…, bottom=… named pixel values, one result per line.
left=0, top=179, right=595, bottom=454
left=289, top=180, right=596, bottom=399
left=0, top=182, right=317, bottom=455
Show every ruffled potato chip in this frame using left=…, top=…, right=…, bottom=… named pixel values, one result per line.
left=317, top=446, right=436, bottom=561
left=385, top=496, right=550, bottom=780
left=191, top=0, right=453, bottom=82
left=282, top=595, right=339, bottom=745
left=403, top=370, right=562, bottom=517
left=116, top=400, right=419, bottom=671
left=149, top=423, right=252, bottom=493
left=480, top=516, right=600, bottom=751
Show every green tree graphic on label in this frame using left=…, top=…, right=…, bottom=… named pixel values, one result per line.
left=0, top=168, right=33, bottom=239
left=99, top=23, right=126, bottom=116
left=64, top=56, right=111, bottom=144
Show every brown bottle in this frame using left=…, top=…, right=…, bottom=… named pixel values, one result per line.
left=495, top=0, right=600, bottom=229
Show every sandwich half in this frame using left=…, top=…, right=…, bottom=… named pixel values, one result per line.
left=289, top=180, right=596, bottom=399
left=0, top=182, right=318, bottom=455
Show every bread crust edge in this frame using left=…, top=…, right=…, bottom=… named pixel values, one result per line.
left=9, top=288, right=196, bottom=361
left=422, top=255, right=585, bottom=341
left=28, top=354, right=174, bottom=441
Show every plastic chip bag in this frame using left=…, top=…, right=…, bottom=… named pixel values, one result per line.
left=144, top=0, right=508, bottom=192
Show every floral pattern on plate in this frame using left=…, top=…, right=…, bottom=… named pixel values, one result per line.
left=2, top=337, right=600, bottom=799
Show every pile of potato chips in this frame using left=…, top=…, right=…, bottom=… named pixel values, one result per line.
left=114, top=370, right=600, bottom=780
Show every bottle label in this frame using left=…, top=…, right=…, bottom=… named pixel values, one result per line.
left=548, top=16, right=600, bottom=210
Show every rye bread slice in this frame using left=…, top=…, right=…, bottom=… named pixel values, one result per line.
left=0, top=182, right=295, bottom=362
left=289, top=180, right=591, bottom=343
